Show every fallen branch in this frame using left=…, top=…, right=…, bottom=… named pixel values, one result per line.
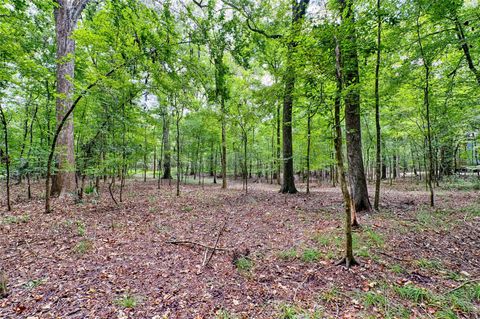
left=444, top=278, right=480, bottom=295
left=203, top=222, right=227, bottom=268
left=374, top=250, right=414, bottom=262
left=166, top=239, right=231, bottom=252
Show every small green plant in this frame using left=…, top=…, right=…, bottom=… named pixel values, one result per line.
left=364, top=228, right=384, bottom=247
left=320, top=286, right=341, bottom=303
left=434, top=309, right=457, bottom=319
left=84, top=185, right=95, bottom=195
left=357, top=247, right=371, bottom=258
left=2, top=214, right=30, bottom=225
left=278, top=248, right=297, bottom=261
left=390, top=264, right=405, bottom=274
left=215, top=309, right=236, bottom=319
left=415, top=258, right=442, bottom=270
left=301, top=248, right=321, bottom=262
left=325, top=251, right=335, bottom=260
left=75, top=220, right=86, bottom=236
left=235, top=257, right=253, bottom=272
left=313, top=233, right=330, bottom=247
left=278, top=304, right=322, bottom=319
left=446, top=271, right=462, bottom=281
left=74, top=239, right=92, bottom=254
left=23, top=279, right=45, bottom=290
left=395, top=284, right=430, bottom=303
left=182, top=206, right=193, bottom=212
left=115, top=294, right=139, bottom=308
left=362, top=291, right=387, bottom=308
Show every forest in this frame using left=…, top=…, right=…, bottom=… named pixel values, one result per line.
left=0, top=0, right=479, bottom=317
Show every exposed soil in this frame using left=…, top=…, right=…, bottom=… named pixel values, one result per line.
left=1, top=178, right=479, bottom=318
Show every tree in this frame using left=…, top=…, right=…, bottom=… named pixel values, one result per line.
left=50, top=0, right=92, bottom=197
left=337, top=0, right=372, bottom=212
left=280, top=0, right=310, bottom=194
left=374, top=0, right=382, bottom=210
left=334, top=38, right=358, bottom=268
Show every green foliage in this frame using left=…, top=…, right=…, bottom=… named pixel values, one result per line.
left=234, top=257, right=253, bottom=272
left=114, top=294, right=139, bottom=308
left=278, top=304, right=323, bottom=319
left=415, top=258, right=442, bottom=270
left=395, top=284, right=430, bottom=303
left=75, top=220, right=87, bottom=237
left=389, top=264, right=405, bottom=274
left=362, top=291, right=388, bottom=308
left=2, top=214, right=30, bottom=225
left=74, top=239, right=93, bottom=255
left=215, top=309, right=236, bottom=319
left=319, top=286, right=341, bottom=303
left=84, top=185, right=95, bottom=195
left=300, top=248, right=321, bottom=262
left=278, top=248, right=297, bottom=261
left=23, top=279, right=45, bottom=290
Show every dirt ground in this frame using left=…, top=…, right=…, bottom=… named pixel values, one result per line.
left=1, top=178, right=479, bottom=318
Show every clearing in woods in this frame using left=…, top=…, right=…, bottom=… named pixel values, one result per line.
left=1, top=179, right=479, bottom=318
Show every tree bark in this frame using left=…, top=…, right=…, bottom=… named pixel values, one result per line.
left=334, top=40, right=358, bottom=268
left=276, top=102, right=281, bottom=184
left=338, top=0, right=371, bottom=212
left=280, top=0, right=310, bottom=194
left=374, top=0, right=382, bottom=211
left=0, top=104, right=11, bottom=211
left=162, top=110, right=172, bottom=179
left=51, top=0, right=89, bottom=196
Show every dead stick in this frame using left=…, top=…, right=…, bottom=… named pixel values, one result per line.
left=203, top=222, right=227, bottom=268
left=444, top=278, right=480, bottom=295
left=166, top=239, right=231, bottom=251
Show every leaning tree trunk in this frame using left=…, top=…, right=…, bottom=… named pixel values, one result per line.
left=51, top=1, right=86, bottom=197
left=454, top=16, right=480, bottom=85
left=338, top=0, right=372, bottom=212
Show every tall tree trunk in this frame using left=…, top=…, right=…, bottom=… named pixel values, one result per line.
left=281, top=0, right=309, bottom=194
left=338, top=0, right=372, bottom=212
left=143, top=124, right=147, bottom=182
left=221, top=96, right=227, bottom=189
left=214, top=52, right=228, bottom=189
left=176, top=113, right=181, bottom=197
left=416, top=14, right=435, bottom=207
left=276, top=102, right=281, bottom=185
left=51, top=1, right=87, bottom=197
left=0, top=104, right=11, bottom=211
left=334, top=41, right=358, bottom=268
left=306, top=104, right=312, bottom=194
left=243, top=130, right=248, bottom=194
left=162, top=111, right=172, bottom=179
left=374, top=0, right=382, bottom=211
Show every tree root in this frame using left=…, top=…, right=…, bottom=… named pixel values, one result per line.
left=336, top=256, right=360, bottom=269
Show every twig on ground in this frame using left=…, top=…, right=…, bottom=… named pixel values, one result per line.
left=166, top=239, right=231, bottom=252
left=444, top=278, right=480, bottom=295
left=202, top=221, right=227, bottom=268
left=375, top=250, right=414, bottom=262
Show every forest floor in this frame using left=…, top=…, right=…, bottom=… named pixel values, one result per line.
left=0, top=178, right=479, bottom=319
